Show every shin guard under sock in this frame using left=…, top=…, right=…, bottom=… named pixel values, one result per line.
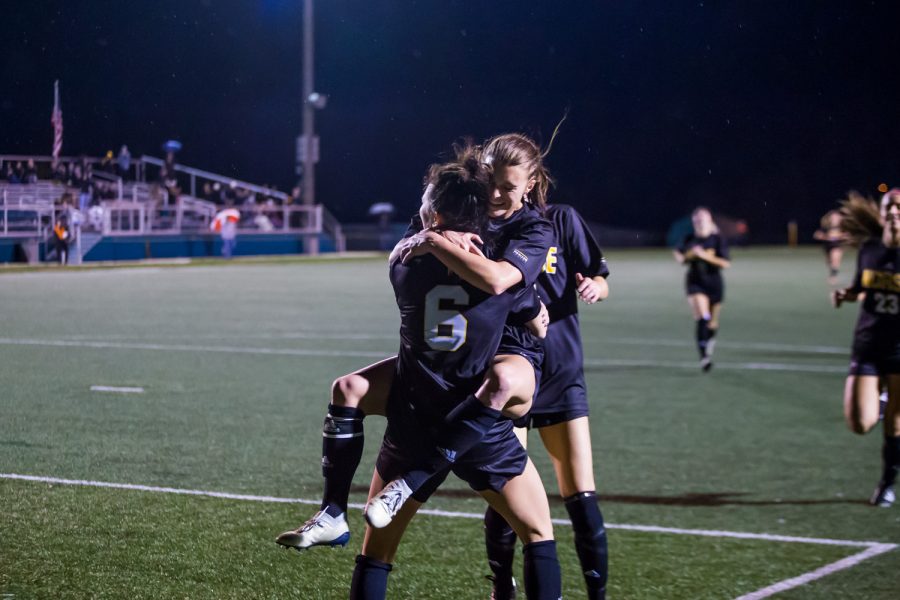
left=484, top=507, right=517, bottom=597
left=349, top=554, right=392, bottom=600
left=523, top=540, right=562, bottom=600
left=321, top=404, right=365, bottom=516
left=565, top=491, right=609, bottom=600
left=695, top=318, right=711, bottom=359
left=881, top=435, right=900, bottom=487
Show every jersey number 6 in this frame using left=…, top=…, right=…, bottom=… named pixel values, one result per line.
left=424, top=285, right=469, bottom=351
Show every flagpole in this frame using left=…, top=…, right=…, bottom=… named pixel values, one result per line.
left=52, top=80, right=62, bottom=169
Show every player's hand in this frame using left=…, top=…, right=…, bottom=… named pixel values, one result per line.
left=831, top=288, right=850, bottom=308
left=575, top=273, right=605, bottom=304
left=525, top=301, right=550, bottom=338
left=439, top=230, right=485, bottom=257
left=399, top=231, right=439, bottom=264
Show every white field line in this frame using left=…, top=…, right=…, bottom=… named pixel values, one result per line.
left=1, top=471, right=895, bottom=600
left=733, top=543, right=898, bottom=600
left=55, top=332, right=848, bottom=355
left=90, top=385, right=145, bottom=394
left=0, top=337, right=843, bottom=374
left=0, top=337, right=386, bottom=359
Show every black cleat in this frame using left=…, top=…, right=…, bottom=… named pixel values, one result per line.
left=486, top=574, right=517, bottom=600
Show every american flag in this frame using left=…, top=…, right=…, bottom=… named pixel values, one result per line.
left=51, top=80, right=63, bottom=165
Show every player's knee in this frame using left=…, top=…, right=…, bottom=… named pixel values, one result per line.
left=332, top=374, right=364, bottom=407
left=518, top=523, right=554, bottom=545
left=483, top=365, right=517, bottom=409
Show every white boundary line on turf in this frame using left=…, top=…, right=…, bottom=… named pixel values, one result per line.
left=90, top=385, right=145, bottom=394
left=733, top=543, right=898, bottom=600
left=52, top=332, right=849, bottom=355
left=2, top=471, right=895, bottom=600
left=0, top=337, right=845, bottom=374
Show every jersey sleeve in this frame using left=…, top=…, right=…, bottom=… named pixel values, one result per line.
left=676, top=234, right=692, bottom=253
left=558, top=205, right=610, bottom=279
left=500, top=215, right=554, bottom=287
left=715, top=234, right=730, bottom=260
left=507, top=286, right=542, bottom=325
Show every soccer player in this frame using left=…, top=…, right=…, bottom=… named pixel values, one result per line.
left=814, top=208, right=845, bottom=285
left=831, top=189, right=900, bottom=507
left=364, top=133, right=558, bottom=529
left=348, top=147, right=561, bottom=599
left=673, top=207, right=731, bottom=371
left=276, top=134, right=554, bottom=551
left=483, top=196, right=611, bottom=600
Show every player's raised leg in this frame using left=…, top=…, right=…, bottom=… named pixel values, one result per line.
left=276, top=356, right=395, bottom=550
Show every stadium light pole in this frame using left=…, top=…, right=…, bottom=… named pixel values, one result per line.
left=300, top=0, right=322, bottom=255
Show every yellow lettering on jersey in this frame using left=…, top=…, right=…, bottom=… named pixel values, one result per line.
left=861, top=269, right=900, bottom=293
left=543, top=247, right=558, bottom=274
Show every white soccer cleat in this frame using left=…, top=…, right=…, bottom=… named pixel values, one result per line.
left=275, top=510, right=350, bottom=550
left=364, top=478, right=413, bottom=529
left=870, top=482, right=895, bottom=508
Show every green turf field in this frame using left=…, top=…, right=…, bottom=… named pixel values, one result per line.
left=1, top=247, right=898, bottom=599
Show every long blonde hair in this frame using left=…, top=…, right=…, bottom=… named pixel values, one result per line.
left=838, top=190, right=881, bottom=246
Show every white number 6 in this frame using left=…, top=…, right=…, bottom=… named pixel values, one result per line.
left=424, top=285, right=469, bottom=351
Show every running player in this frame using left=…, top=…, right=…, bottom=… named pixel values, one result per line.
left=831, top=189, right=900, bottom=507
left=276, top=134, right=554, bottom=550
left=349, top=148, right=562, bottom=599
left=814, top=208, right=845, bottom=285
left=484, top=194, right=611, bottom=600
left=673, top=207, right=731, bottom=371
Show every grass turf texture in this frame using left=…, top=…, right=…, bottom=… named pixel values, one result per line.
left=1, top=247, right=898, bottom=598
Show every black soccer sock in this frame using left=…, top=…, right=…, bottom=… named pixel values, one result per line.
left=403, top=395, right=502, bottom=493
left=349, top=554, right=392, bottom=600
left=320, top=404, right=365, bottom=516
left=695, top=318, right=711, bottom=358
left=880, top=435, right=900, bottom=487
left=523, top=540, right=562, bottom=600
left=565, top=492, right=609, bottom=600
left=485, top=507, right=518, bottom=597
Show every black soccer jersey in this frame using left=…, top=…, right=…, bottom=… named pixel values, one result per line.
left=677, top=233, right=729, bottom=283
left=390, top=253, right=539, bottom=420
left=532, top=204, right=610, bottom=414
left=849, top=239, right=900, bottom=352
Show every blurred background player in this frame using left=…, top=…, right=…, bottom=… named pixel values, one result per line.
left=347, top=146, right=561, bottom=600
left=673, top=207, right=731, bottom=371
left=831, top=189, right=900, bottom=507
left=814, top=208, right=846, bottom=285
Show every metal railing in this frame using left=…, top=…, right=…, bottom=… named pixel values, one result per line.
left=1, top=154, right=346, bottom=250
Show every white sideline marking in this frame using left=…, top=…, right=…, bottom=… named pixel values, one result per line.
left=57, top=332, right=847, bottom=355
left=0, top=337, right=844, bottom=374
left=90, top=385, right=145, bottom=394
left=1, top=472, right=895, bottom=600
left=0, top=337, right=386, bottom=359
left=733, top=543, right=898, bottom=600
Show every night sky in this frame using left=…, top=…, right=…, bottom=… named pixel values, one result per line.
left=2, top=1, right=899, bottom=241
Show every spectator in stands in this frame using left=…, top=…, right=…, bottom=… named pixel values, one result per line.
left=79, top=165, right=94, bottom=213
left=117, top=145, right=132, bottom=180
left=52, top=161, right=67, bottom=182
left=6, top=163, right=22, bottom=183
left=100, top=151, right=115, bottom=175
left=53, top=216, right=71, bottom=265
left=25, top=159, right=38, bottom=183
